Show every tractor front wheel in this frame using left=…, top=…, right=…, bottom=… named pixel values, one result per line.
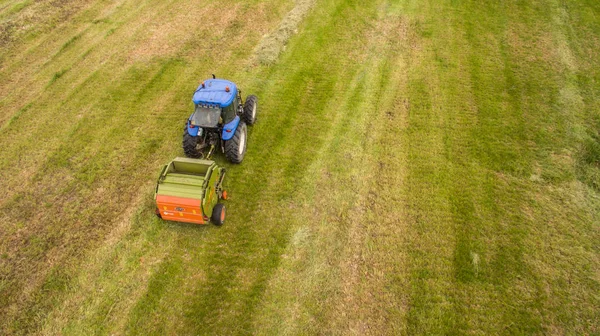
left=183, top=131, right=203, bottom=158
left=225, top=122, right=247, bottom=163
left=211, top=204, right=226, bottom=226
left=242, top=95, right=258, bottom=125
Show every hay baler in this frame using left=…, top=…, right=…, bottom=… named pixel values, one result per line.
left=155, top=157, right=227, bottom=225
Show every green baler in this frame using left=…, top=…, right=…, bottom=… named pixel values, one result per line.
left=155, top=157, right=227, bottom=225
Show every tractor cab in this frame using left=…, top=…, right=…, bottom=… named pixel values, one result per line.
left=191, top=79, right=240, bottom=128
left=190, top=104, right=221, bottom=128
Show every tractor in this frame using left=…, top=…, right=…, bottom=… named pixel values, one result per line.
left=183, top=77, right=257, bottom=163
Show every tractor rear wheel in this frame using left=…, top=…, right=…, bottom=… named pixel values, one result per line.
left=211, top=203, right=225, bottom=226
left=183, top=131, right=203, bottom=158
left=225, top=122, right=247, bottom=163
left=242, top=95, right=258, bottom=125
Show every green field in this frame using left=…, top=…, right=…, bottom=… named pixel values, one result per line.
left=1, top=0, right=599, bottom=334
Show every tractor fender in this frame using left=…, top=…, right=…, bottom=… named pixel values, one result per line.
left=186, top=116, right=201, bottom=137
left=222, top=116, right=240, bottom=141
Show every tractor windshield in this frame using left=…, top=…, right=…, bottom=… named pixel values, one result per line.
left=191, top=105, right=221, bottom=128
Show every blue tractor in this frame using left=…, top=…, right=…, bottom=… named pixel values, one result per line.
left=183, top=77, right=258, bottom=163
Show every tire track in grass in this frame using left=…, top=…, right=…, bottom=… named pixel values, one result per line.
left=401, top=0, right=541, bottom=332
left=395, top=2, right=456, bottom=332
left=319, top=6, right=412, bottom=334
left=240, top=1, right=413, bottom=334
left=37, top=58, right=200, bottom=332
left=246, top=3, right=412, bottom=334
left=248, top=64, right=376, bottom=335
left=403, top=0, right=600, bottom=333
left=404, top=70, right=456, bottom=334
left=458, top=1, right=570, bottom=332
left=444, top=1, right=533, bottom=332
left=231, top=6, right=400, bottom=333
left=0, top=60, right=187, bottom=336
left=465, top=3, right=542, bottom=330
left=516, top=0, right=600, bottom=332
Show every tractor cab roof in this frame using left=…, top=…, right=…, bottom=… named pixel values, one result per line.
left=192, top=79, right=237, bottom=108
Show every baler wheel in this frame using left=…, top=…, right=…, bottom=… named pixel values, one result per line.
left=212, top=204, right=226, bottom=226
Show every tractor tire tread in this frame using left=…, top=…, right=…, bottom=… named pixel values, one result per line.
left=182, top=127, right=203, bottom=158
left=242, top=95, right=258, bottom=125
left=224, top=122, right=247, bottom=163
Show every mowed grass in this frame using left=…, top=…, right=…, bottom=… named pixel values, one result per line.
left=1, top=0, right=599, bottom=335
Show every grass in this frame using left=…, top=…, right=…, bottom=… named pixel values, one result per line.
left=1, top=0, right=599, bottom=334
